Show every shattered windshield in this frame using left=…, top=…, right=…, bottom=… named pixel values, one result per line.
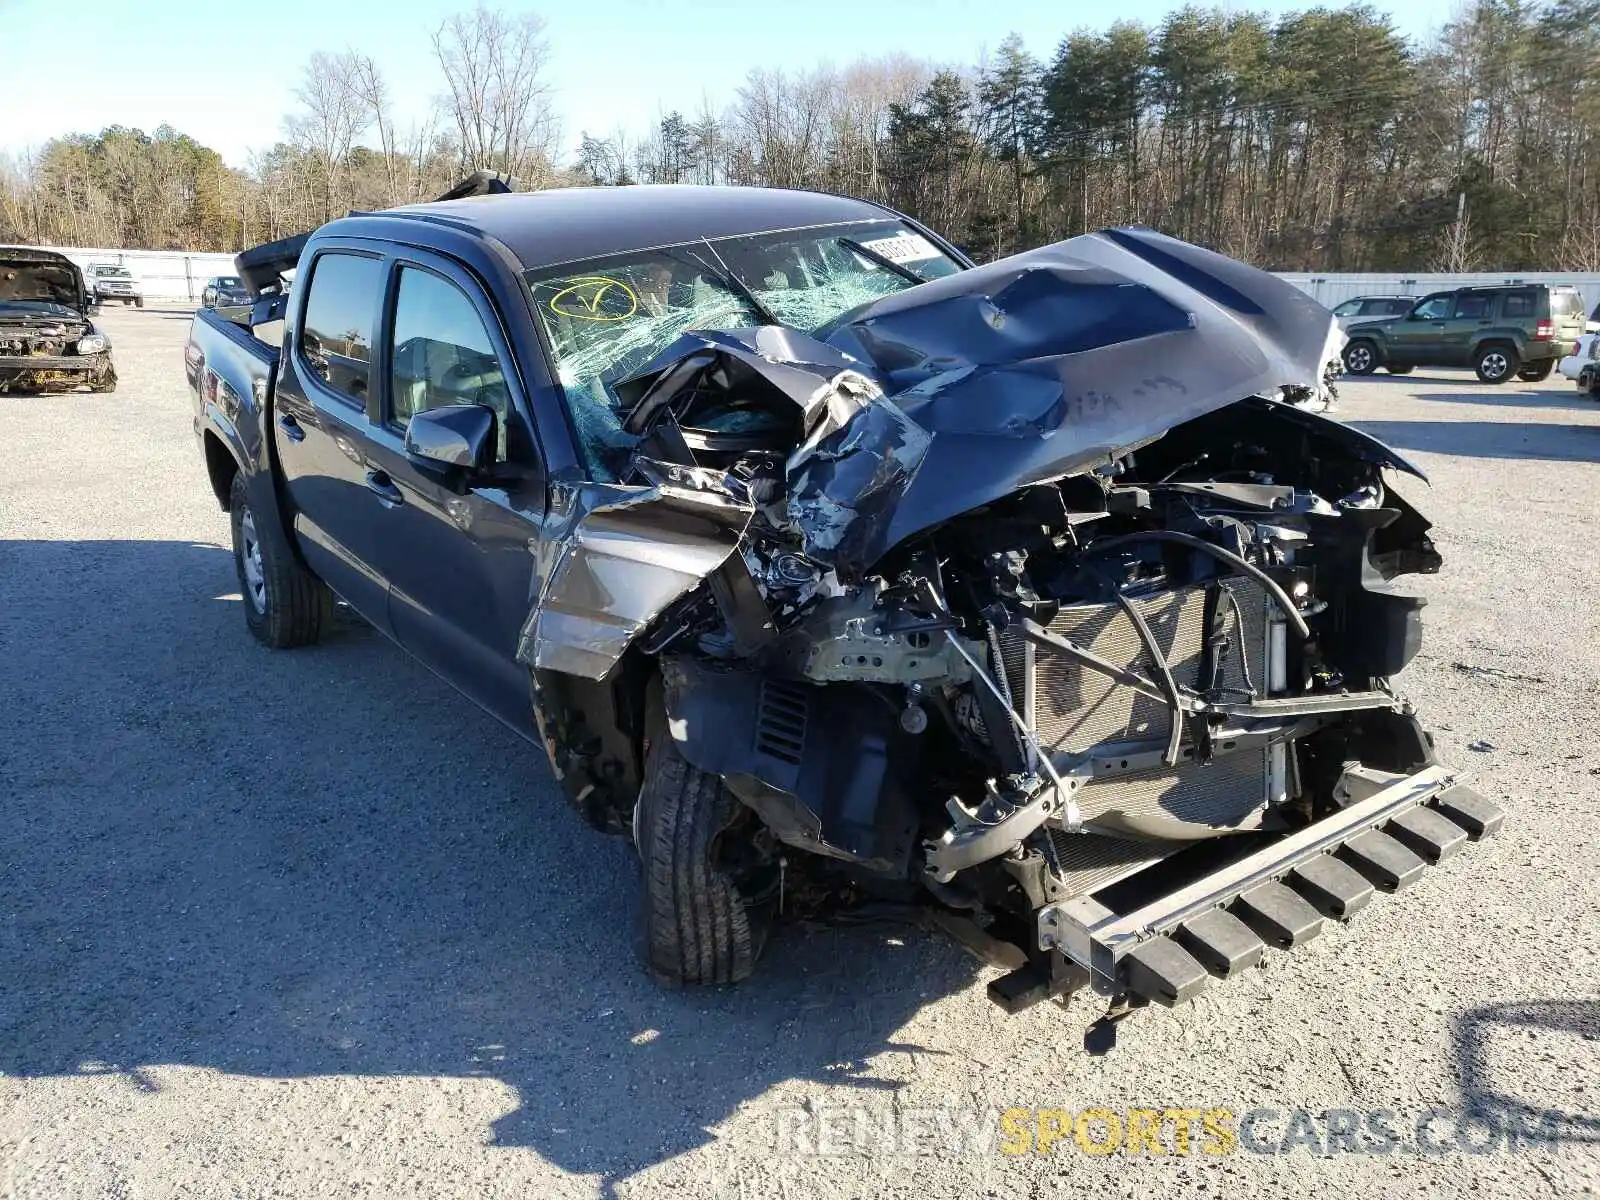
left=525, top=221, right=962, bottom=480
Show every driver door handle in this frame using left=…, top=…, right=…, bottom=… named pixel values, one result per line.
left=365, top=470, right=404, bottom=508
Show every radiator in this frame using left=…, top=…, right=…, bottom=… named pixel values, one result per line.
left=999, top=579, right=1276, bottom=840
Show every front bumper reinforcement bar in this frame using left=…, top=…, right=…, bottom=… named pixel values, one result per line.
left=1035, top=764, right=1504, bottom=1007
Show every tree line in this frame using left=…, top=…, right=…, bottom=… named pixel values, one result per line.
left=4, top=1, right=1600, bottom=272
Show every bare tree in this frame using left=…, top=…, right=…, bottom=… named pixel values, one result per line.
left=432, top=5, right=560, bottom=188
left=285, top=50, right=370, bottom=221
left=348, top=52, right=402, bottom=206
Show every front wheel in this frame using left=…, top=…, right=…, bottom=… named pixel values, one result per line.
left=229, top=472, right=333, bottom=648
left=1517, top=359, right=1554, bottom=382
left=1343, top=340, right=1378, bottom=375
left=133, top=297, right=144, bottom=309
left=636, top=728, right=774, bottom=986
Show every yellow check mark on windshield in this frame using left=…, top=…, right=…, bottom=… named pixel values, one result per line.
left=548, top=276, right=639, bottom=322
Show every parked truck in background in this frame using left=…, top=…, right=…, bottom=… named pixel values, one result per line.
left=84, top=263, right=143, bottom=308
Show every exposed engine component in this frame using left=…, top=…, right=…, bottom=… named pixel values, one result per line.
left=790, top=584, right=979, bottom=685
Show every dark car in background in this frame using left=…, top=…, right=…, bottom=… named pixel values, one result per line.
left=202, top=275, right=250, bottom=308
left=1331, top=294, right=1413, bottom=331
left=1342, top=283, right=1586, bottom=383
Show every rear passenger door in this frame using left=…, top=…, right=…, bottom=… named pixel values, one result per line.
left=358, top=252, right=548, bottom=736
left=272, top=247, right=393, bottom=630
left=1440, top=291, right=1496, bottom=365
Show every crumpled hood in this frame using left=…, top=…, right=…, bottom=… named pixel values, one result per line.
left=619, top=225, right=1421, bottom=574
left=0, top=248, right=89, bottom=314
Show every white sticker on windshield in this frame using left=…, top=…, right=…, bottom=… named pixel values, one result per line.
left=859, top=233, right=941, bottom=265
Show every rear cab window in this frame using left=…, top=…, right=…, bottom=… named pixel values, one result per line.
left=298, top=251, right=384, bottom=405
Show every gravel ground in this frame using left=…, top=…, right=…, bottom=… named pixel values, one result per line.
left=2, top=308, right=1598, bottom=1199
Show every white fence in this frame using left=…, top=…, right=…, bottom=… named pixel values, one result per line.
left=13, top=246, right=239, bottom=303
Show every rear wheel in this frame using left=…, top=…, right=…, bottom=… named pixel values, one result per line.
left=1342, top=340, right=1378, bottom=375
left=1517, top=359, right=1554, bottom=382
left=229, top=472, right=333, bottom=648
left=1475, top=343, right=1518, bottom=384
left=636, top=719, right=774, bottom=986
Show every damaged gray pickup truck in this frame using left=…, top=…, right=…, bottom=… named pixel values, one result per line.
left=186, top=182, right=1503, bottom=1031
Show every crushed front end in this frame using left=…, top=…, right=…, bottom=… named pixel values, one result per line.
left=521, top=227, right=1504, bottom=1019
left=0, top=248, right=116, bottom=394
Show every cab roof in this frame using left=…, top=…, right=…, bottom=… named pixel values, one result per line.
left=363, top=185, right=903, bottom=270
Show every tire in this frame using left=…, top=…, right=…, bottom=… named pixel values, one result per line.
left=90, top=364, right=117, bottom=394
left=1517, top=359, right=1554, bottom=382
left=1343, top=339, right=1379, bottom=375
left=636, top=724, right=773, bottom=986
left=133, top=297, right=144, bottom=309
left=1386, top=365, right=1413, bottom=375
left=228, top=471, right=333, bottom=648
left=1475, top=343, right=1518, bottom=384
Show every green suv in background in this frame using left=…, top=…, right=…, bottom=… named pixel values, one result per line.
left=1341, top=283, right=1587, bottom=383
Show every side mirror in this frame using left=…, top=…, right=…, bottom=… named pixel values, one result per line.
left=404, top=403, right=496, bottom=474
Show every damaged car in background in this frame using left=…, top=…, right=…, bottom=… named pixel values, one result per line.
left=1, top=247, right=116, bottom=394
left=185, top=182, right=1503, bottom=1037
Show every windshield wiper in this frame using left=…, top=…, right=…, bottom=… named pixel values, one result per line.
left=691, top=241, right=780, bottom=326
left=837, top=237, right=925, bottom=286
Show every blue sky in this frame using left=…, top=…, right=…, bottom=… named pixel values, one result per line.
left=2, top=0, right=1463, bottom=168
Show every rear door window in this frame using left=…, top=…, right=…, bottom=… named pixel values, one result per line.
left=299, top=251, right=384, bottom=405
left=1452, top=293, right=1492, bottom=320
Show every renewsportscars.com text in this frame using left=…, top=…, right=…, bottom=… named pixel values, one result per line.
left=771, top=1105, right=1579, bottom=1158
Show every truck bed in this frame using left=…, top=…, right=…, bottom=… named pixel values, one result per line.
left=186, top=305, right=281, bottom=481
left=187, top=306, right=277, bottom=401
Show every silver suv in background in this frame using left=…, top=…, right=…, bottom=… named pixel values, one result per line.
left=1331, top=295, right=1412, bottom=330
left=84, top=264, right=143, bottom=308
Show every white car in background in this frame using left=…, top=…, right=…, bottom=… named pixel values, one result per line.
left=1558, top=332, right=1600, bottom=394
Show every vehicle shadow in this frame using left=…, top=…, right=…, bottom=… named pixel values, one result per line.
left=1350, top=374, right=1598, bottom=407
left=0, top=538, right=980, bottom=1188
left=1451, top=999, right=1600, bottom=1145
left=1348, top=418, right=1600, bottom=462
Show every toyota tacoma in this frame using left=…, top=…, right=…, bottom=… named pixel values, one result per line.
left=185, top=179, right=1503, bottom=1032
left=1, top=247, right=117, bottom=394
